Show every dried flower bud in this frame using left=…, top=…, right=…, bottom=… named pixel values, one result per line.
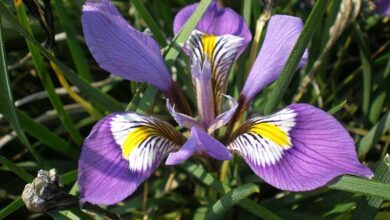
left=22, top=169, right=78, bottom=213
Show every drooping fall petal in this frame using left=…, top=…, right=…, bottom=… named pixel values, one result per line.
left=228, top=104, right=373, bottom=191
left=240, top=15, right=308, bottom=104
left=82, top=0, right=173, bottom=92
left=78, top=112, right=184, bottom=205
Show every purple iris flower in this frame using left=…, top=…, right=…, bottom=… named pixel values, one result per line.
left=78, top=0, right=373, bottom=205
left=375, top=0, right=390, bottom=16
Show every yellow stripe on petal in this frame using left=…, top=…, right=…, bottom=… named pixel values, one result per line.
left=122, top=127, right=158, bottom=158
left=201, top=34, right=217, bottom=61
left=249, top=123, right=291, bottom=148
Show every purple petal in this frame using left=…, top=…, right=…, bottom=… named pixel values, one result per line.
left=166, top=100, right=203, bottom=130
left=375, top=0, right=390, bottom=16
left=78, top=112, right=181, bottom=205
left=188, top=30, right=245, bottom=113
left=174, top=1, right=251, bottom=49
left=241, top=15, right=308, bottom=103
left=82, top=0, right=173, bottom=92
left=207, top=95, right=238, bottom=133
left=192, top=127, right=232, bottom=161
left=165, top=133, right=197, bottom=165
left=228, top=104, right=373, bottom=191
left=191, top=58, right=215, bottom=126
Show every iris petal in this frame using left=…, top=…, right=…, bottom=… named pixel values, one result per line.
left=188, top=30, right=245, bottom=114
left=228, top=104, right=373, bottom=191
left=207, top=95, right=238, bottom=134
left=240, top=15, right=308, bottom=104
left=78, top=112, right=184, bottom=205
left=174, top=1, right=251, bottom=49
left=82, top=0, right=173, bottom=92
left=375, top=0, right=390, bottom=16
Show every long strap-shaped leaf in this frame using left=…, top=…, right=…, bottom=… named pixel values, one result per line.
left=329, top=175, right=390, bottom=200
left=52, top=0, right=93, bottom=82
left=181, top=161, right=282, bottom=220
left=358, top=110, right=390, bottom=156
left=14, top=1, right=83, bottom=144
left=351, top=156, right=390, bottom=220
left=206, top=183, right=260, bottom=220
left=130, top=0, right=213, bottom=112
left=0, top=16, right=44, bottom=165
left=0, top=2, right=123, bottom=113
left=264, top=0, right=328, bottom=114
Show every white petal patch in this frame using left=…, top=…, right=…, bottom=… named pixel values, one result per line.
left=109, top=113, right=183, bottom=172
left=228, top=108, right=297, bottom=167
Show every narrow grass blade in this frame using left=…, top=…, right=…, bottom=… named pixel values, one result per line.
left=60, top=170, right=78, bottom=185
left=14, top=1, right=83, bottom=144
left=353, top=22, right=372, bottom=118
left=181, top=161, right=282, bottom=220
left=264, top=0, right=328, bottom=114
left=132, top=0, right=167, bottom=47
left=132, top=0, right=213, bottom=111
left=0, top=16, right=43, bottom=165
left=135, top=86, right=159, bottom=114
left=0, top=155, right=34, bottom=182
left=206, top=183, right=259, bottom=220
left=329, top=175, right=390, bottom=200
left=351, top=155, right=390, bottom=220
left=328, top=100, right=347, bottom=115
left=358, top=110, right=390, bottom=156
left=17, top=110, right=79, bottom=159
left=52, top=0, right=93, bottom=82
left=164, top=0, right=212, bottom=67
left=0, top=2, right=123, bottom=112
left=242, top=0, right=252, bottom=27
left=0, top=199, right=24, bottom=219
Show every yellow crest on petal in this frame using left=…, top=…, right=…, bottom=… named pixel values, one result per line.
left=201, top=34, right=217, bottom=62
left=249, top=123, right=291, bottom=148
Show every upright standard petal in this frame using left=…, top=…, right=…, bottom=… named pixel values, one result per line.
left=82, top=0, right=173, bottom=92
left=228, top=104, right=373, bottom=191
left=240, top=15, right=308, bottom=103
left=174, top=1, right=252, bottom=47
left=78, top=112, right=184, bottom=205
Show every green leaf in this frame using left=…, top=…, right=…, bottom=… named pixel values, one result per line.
left=14, top=2, right=83, bottom=144
left=328, top=100, right=347, bottom=115
left=181, top=161, right=282, bottom=220
left=0, top=16, right=44, bottom=165
left=264, top=0, right=329, bottom=114
left=0, top=199, right=25, bottom=219
left=0, top=2, right=123, bottom=112
left=0, top=154, right=34, bottom=182
left=351, top=156, right=390, bottom=220
left=132, top=0, right=167, bottom=47
left=131, top=0, right=213, bottom=112
left=52, top=0, right=93, bottom=82
left=17, top=110, right=79, bottom=159
left=206, top=183, right=259, bottom=220
left=329, top=175, right=390, bottom=200
left=163, top=0, right=212, bottom=67
left=358, top=110, right=390, bottom=156
left=353, top=22, right=372, bottom=118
